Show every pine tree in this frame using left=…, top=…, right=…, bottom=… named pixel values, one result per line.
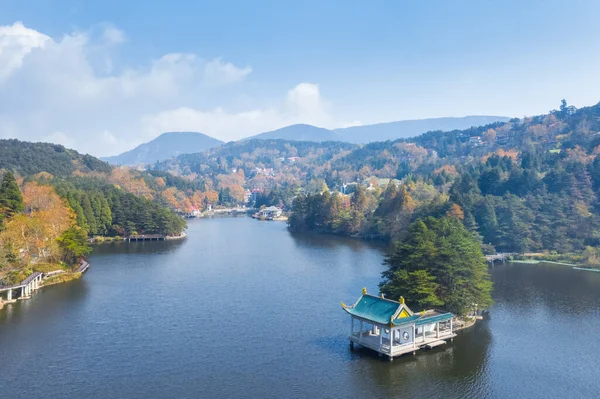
left=380, top=216, right=493, bottom=315
left=81, top=194, right=97, bottom=236
left=0, top=171, right=24, bottom=225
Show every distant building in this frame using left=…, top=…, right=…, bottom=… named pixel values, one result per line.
left=179, top=206, right=201, bottom=218
left=469, top=136, right=483, bottom=146
left=256, top=206, right=282, bottom=219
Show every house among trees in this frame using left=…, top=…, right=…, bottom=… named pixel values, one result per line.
left=468, top=136, right=483, bottom=146
left=254, top=206, right=282, bottom=220
left=342, top=289, right=455, bottom=360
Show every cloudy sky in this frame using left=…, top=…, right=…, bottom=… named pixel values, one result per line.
left=1, top=0, right=600, bottom=157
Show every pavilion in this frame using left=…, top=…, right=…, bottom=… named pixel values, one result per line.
left=341, top=288, right=456, bottom=360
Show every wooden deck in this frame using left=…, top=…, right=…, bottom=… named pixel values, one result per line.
left=351, top=330, right=456, bottom=358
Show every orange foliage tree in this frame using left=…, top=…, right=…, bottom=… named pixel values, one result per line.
left=0, top=182, right=74, bottom=264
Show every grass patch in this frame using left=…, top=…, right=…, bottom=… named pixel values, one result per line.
left=43, top=272, right=82, bottom=286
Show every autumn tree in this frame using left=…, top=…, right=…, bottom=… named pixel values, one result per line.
left=446, top=203, right=465, bottom=220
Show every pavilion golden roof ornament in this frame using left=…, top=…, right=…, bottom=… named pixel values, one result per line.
left=400, top=296, right=405, bottom=304
left=362, top=287, right=367, bottom=295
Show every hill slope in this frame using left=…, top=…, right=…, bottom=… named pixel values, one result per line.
left=0, top=139, right=112, bottom=176
left=335, top=115, right=511, bottom=143
left=103, top=132, right=224, bottom=165
left=247, top=124, right=339, bottom=142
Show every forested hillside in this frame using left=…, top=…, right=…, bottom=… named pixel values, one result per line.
left=0, top=140, right=111, bottom=176
left=283, top=100, right=600, bottom=263
left=0, top=140, right=187, bottom=238
left=0, top=142, right=187, bottom=285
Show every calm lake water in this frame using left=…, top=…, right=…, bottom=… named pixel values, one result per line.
left=1, top=217, right=600, bottom=398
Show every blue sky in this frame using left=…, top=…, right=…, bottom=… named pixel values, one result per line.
left=1, top=0, right=599, bottom=155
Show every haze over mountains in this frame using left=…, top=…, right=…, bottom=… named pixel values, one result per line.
left=102, top=132, right=223, bottom=165
left=103, top=115, right=509, bottom=165
left=250, top=115, right=510, bottom=143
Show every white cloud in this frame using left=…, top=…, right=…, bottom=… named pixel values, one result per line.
left=204, top=58, right=252, bottom=86
left=0, top=21, right=50, bottom=82
left=101, top=24, right=126, bottom=45
left=141, top=83, right=338, bottom=141
left=0, top=22, right=347, bottom=157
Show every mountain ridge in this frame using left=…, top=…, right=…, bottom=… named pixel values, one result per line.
left=103, top=115, right=510, bottom=166
left=102, top=132, right=224, bottom=166
left=244, top=115, right=510, bottom=143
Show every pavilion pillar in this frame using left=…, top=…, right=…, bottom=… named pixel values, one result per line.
left=389, top=329, right=394, bottom=354
left=359, top=320, right=363, bottom=343
left=412, top=325, right=416, bottom=348
left=436, top=322, right=439, bottom=338
left=423, top=326, right=426, bottom=342
left=7, top=289, right=12, bottom=301
left=450, top=319, right=453, bottom=335
left=379, top=326, right=383, bottom=349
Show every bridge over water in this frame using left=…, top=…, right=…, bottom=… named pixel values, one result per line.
left=0, top=261, right=89, bottom=304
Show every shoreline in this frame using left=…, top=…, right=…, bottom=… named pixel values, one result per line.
left=91, top=232, right=188, bottom=244
left=0, top=262, right=88, bottom=311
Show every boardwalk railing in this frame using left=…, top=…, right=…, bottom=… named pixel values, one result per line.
left=126, top=234, right=165, bottom=242
left=1, top=261, right=90, bottom=303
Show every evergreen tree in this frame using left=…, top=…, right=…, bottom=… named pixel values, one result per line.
left=0, top=171, right=24, bottom=227
left=380, top=217, right=493, bottom=315
left=58, top=227, right=92, bottom=265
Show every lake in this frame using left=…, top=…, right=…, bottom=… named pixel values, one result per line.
left=1, top=217, right=599, bottom=399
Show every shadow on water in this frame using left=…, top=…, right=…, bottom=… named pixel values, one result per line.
left=0, top=276, right=89, bottom=325
left=91, top=238, right=187, bottom=256
left=346, top=321, right=493, bottom=399
left=290, top=230, right=388, bottom=252
left=492, top=262, right=600, bottom=314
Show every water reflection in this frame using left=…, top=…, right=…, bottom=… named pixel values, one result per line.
left=1, top=219, right=599, bottom=399
left=347, top=322, right=493, bottom=399
left=290, top=230, right=388, bottom=252
left=92, top=238, right=187, bottom=256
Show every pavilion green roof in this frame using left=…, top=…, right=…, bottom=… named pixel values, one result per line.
left=342, top=293, right=454, bottom=326
left=342, top=294, right=402, bottom=325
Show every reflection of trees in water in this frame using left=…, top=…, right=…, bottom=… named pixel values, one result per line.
left=348, top=322, right=492, bottom=399
left=91, top=239, right=187, bottom=256
left=290, top=231, right=387, bottom=252
left=0, top=278, right=88, bottom=326
left=491, top=263, right=600, bottom=315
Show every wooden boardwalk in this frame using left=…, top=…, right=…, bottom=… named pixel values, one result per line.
left=126, top=234, right=165, bottom=242
left=1, top=261, right=90, bottom=303
left=75, top=261, right=90, bottom=273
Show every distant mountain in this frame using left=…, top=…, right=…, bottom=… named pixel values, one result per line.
left=102, top=132, right=224, bottom=165
left=245, top=116, right=510, bottom=144
left=335, top=116, right=511, bottom=143
left=247, top=124, right=339, bottom=142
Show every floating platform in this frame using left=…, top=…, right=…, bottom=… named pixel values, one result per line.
left=423, top=340, right=447, bottom=349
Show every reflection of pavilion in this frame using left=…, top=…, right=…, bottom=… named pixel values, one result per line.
left=342, top=289, right=456, bottom=360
